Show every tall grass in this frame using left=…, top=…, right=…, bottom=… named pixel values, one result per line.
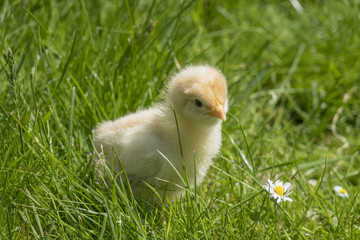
left=1, top=0, right=359, bottom=238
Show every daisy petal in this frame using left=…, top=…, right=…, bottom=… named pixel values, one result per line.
left=274, top=180, right=283, bottom=186
left=283, top=182, right=292, bottom=191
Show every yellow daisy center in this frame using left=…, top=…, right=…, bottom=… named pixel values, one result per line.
left=339, top=188, right=347, bottom=194
left=274, top=186, right=284, bottom=196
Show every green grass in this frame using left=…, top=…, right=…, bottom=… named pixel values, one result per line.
left=1, top=0, right=359, bottom=239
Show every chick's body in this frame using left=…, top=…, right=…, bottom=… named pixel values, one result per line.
left=95, top=65, right=228, bottom=202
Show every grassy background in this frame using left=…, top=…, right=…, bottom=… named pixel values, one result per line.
left=1, top=0, right=359, bottom=239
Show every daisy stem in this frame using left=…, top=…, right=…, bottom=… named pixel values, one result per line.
left=274, top=202, right=284, bottom=228
left=274, top=202, right=291, bottom=240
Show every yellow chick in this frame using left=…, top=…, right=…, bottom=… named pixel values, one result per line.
left=95, top=65, right=228, bottom=202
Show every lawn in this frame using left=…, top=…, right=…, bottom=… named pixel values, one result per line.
left=1, top=0, right=359, bottom=239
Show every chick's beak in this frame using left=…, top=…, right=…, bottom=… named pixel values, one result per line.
left=209, top=104, right=226, bottom=121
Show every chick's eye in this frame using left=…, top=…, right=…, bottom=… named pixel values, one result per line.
left=194, top=99, right=203, bottom=107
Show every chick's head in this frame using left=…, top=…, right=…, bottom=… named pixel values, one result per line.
left=167, top=65, right=228, bottom=124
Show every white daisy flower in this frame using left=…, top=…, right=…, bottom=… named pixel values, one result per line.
left=308, top=179, right=317, bottom=187
left=333, top=186, right=349, bottom=198
left=263, top=179, right=293, bottom=204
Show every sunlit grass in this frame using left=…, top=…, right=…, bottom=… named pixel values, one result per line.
left=1, top=0, right=359, bottom=239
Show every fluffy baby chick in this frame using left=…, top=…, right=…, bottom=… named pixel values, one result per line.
left=95, top=65, right=228, bottom=202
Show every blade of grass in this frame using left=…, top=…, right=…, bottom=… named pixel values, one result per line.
left=52, top=31, right=77, bottom=96
left=68, top=87, right=75, bottom=169
left=31, top=203, right=44, bottom=238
